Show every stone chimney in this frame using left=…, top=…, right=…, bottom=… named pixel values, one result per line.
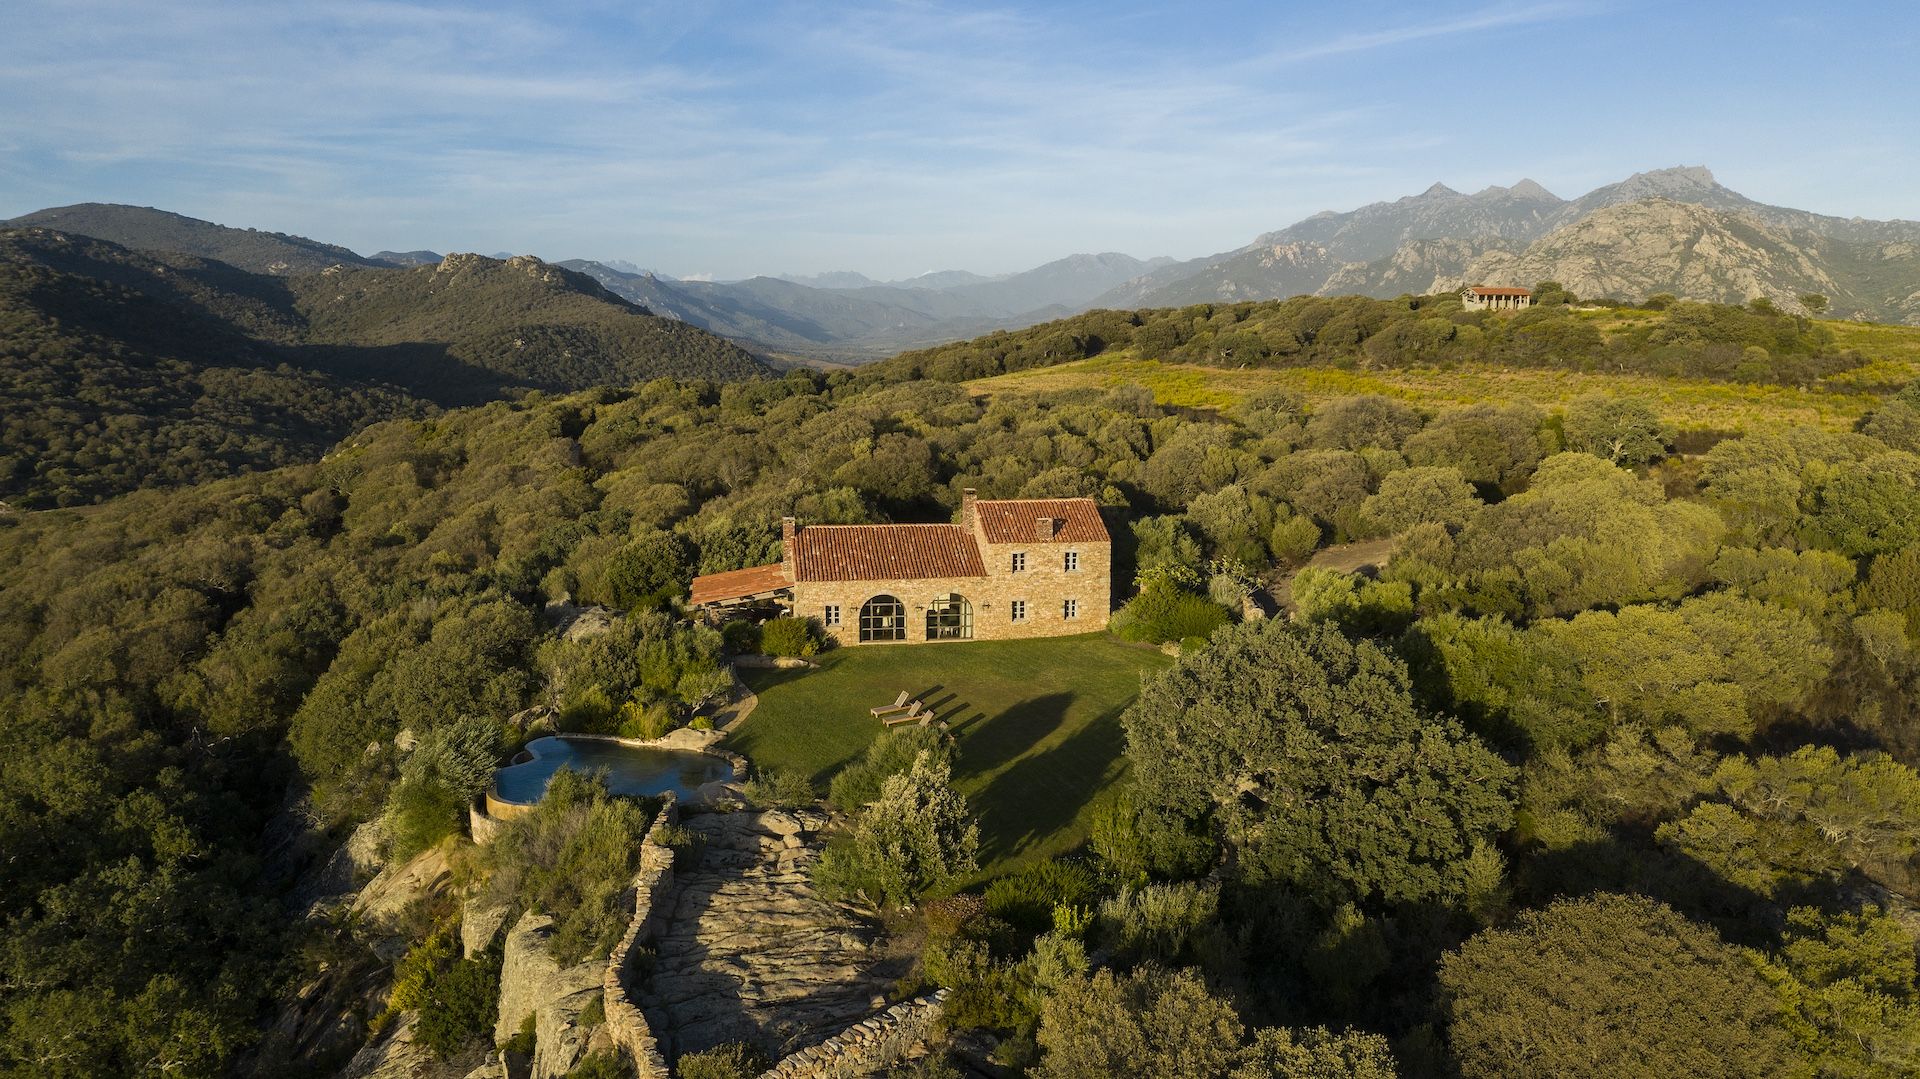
left=1036, top=516, right=1058, bottom=541
left=781, top=517, right=797, bottom=580
left=960, top=488, right=977, bottom=531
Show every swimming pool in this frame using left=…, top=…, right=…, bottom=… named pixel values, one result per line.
left=490, top=736, right=735, bottom=804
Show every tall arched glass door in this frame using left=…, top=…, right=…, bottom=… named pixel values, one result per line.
left=925, top=593, right=973, bottom=640
left=858, top=594, right=907, bottom=642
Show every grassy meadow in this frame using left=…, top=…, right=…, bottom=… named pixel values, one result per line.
left=965, top=315, right=1920, bottom=435
left=729, top=633, right=1173, bottom=877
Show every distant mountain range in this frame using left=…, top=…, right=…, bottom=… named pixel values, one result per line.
left=10, top=169, right=1920, bottom=373
left=1094, top=167, right=1920, bottom=322
left=563, top=251, right=1174, bottom=361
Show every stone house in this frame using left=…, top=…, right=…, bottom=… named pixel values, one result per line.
left=688, top=491, right=1113, bottom=645
left=1461, top=285, right=1533, bottom=311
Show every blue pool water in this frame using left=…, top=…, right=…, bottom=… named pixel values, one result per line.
left=491, top=736, right=732, bottom=804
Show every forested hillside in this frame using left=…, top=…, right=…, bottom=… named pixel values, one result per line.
left=0, top=231, right=767, bottom=507
left=872, top=288, right=1875, bottom=389
left=2, top=315, right=1919, bottom=1072
left=2, top=203, right=393, bottom=275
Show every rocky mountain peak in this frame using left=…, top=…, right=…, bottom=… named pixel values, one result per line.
left=1416, top=182, right=1461, bottom=199
left=1508, top=179, right=1560, bottom=202
left=1618, top=165, right=1720, bottom=196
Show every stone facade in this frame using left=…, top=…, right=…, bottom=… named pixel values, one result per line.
left=695, top=490, right=1114, bottom=648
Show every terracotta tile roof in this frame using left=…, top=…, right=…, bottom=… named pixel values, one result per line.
left=688, top=562, right=791, bottom=606
left=793, top=524, right=987, bottom=582
left=1467, top=286, right=1532, bottom=297
left=973, top=498, right=1110, bottom=544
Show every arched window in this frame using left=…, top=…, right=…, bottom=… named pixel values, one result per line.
left=925, top=593, right=973, bottom=640
left=858, top=594, right=907, bottom=643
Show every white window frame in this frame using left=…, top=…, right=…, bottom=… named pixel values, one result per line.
left=822, top=605, right=841, bottom=627
left=1063, top=598, right=1079, bottom=620
left=1064, top=550, right=1080, bottom=572
left=1011, top=551, right=1027, bottom=573
left=1010, top=599, right=1028, bottom=622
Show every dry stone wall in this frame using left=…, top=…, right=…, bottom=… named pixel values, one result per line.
left=602, top=794, right=682, bottom=1079
left=756, top=989, right=949, bottom=1079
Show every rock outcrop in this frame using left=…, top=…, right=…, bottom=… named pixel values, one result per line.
left=493, top=913, right=604, bottom=1077
left=642, top=810, right=909, bottom=1063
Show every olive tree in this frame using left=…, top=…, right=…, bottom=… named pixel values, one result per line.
left=1440, top=893, right=1794, bottom=1078
left=1122, top=620, right=1514, bottom=905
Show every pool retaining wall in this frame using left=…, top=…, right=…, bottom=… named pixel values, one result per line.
left=603, top=794, right=680, bottom=1079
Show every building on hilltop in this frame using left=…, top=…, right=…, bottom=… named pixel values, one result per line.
left=688, top=490, right=1113, bottom=645
left=1461, top=285, right=1534, bottom=311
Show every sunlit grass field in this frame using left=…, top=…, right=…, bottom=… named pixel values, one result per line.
left=966, top=317, right=1920, bottom=434
left=731, top=634, right=1172, bottom=878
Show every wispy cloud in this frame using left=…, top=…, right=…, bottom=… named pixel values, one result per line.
left=1270, top=3, right=1590, bottom=63
left=2, top=0, right=1911, bottom=275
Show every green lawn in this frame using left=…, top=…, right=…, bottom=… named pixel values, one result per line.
left=729, top=633, right=1173, bottom=877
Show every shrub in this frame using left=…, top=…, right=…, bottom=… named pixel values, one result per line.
left=482, top=771, right=656, bottom=963
left=720, top=619, right=760, bottom=654
left=384, top=777, right=466, bottom=861
left=744, top=768, right=815, bottom=808
left=817, top=751, right=979, bottom=907
left=1112, top=582, right=1233, bottom=645
left=615, top=698, right=677, bottom=741
left=676, top=1041, right=770, bottom=1079
left=577, top=993, right=606, bottom=1029
left=758, top=616, right=821, bottom=658
left=1097, top=881, right=1220, bottom=963
left=983, top=860, right=1103, bottom=935
left=501, top=1012, right=536, bottom=1056
left=828, top=726, right=950, bottom=811
left=384, top=715, right=508, bottom=858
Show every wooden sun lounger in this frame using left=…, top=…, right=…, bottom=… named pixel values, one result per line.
left=881, top=701, right=927, bottom=727
left=869, top=691, right=911, bottom=718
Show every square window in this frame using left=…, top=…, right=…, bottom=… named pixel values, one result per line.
left=1010, top=599, right=1027, bottom=622
left=1063, top=599, right=1079, bottom=620
left=1064, top=551, right=1080, bottom=572
left=823, top=605, right=841, bottom=627
left=1011, top=551, right=1027, bottom=573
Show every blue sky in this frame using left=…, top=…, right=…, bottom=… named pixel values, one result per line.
left=3, top=1, right=1917, bottom=279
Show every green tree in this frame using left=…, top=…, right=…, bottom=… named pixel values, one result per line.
left=1440, top=893, right=1795, bottom=1079
left=602, top=530, right=695, bottom=609
left=1798, top=293, right=1830, bottom=316
left=1355, top=465, right=1481, bottom=535
left=1762, top=906, right=1920, bottom=1076
left=1123, top=620, right=1514, bottom=905
left=1562, top=394, right=1671, bottom=467
left=817, top=750, right=979, bottom=907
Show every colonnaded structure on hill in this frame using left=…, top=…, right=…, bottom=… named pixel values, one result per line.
left=688, top=490, right=1113, bottom=646
left=1460, top=284, right=1534, bottom=311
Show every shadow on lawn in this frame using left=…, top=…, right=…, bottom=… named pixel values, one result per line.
left=963, top=693, right=1133, bottom=866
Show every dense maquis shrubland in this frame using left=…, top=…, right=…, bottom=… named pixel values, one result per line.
left=876, top=288, right=1869, bottom=389
left=0, top=228, right=765, bottom=508
left=2, top=313, right=1920, bottom=1075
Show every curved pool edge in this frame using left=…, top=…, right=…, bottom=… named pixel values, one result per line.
left=483, top=732, right=750, bottom=813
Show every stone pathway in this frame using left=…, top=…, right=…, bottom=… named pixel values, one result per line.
left=642, top=810, right=907, bottom=1062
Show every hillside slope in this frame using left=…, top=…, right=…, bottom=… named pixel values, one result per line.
left=1103, top=168, right=1920, bottom=322
left=0, top=233, right=767, bottom=506
left=3, top=202, right=392, bottom=274
left=1450, top=199, right=1920, bottom=320
left=0, top=229, right=421, bottom=505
